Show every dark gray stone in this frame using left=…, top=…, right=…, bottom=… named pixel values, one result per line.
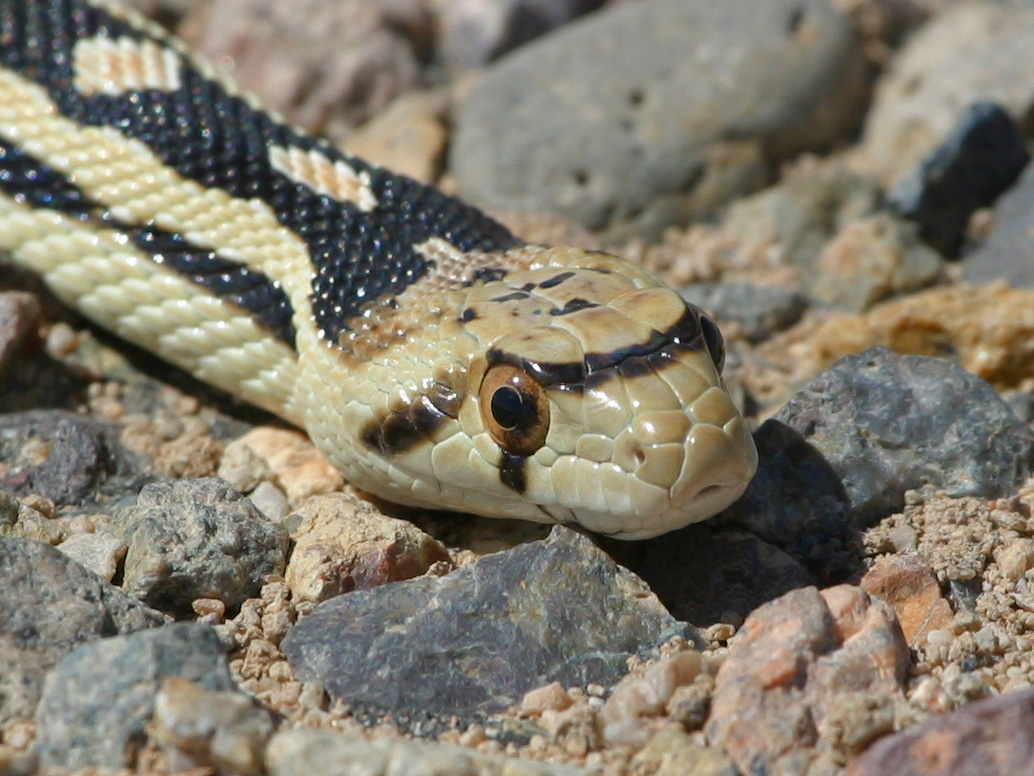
left=436, top=0, right=606, bottom=69
left=113, top=478, right=289, bottom=615
left=607, top=526, right=816, bottom=627
left=679, top=282, right=808, bottom=343
left=282, top=526, right=691, bottom=722
left=0, top=537, right=167, bottom=725
left=34, top=622, right=234, bottom=771
left=0, top=410, right=146, bottom=506
left=890, top=102, right=1029, bottom=257
left=717, top=419, right=861, bottom=586
left=452, top=0, right=867, bottom=234
left=774, top=347, right=1034, bottom=527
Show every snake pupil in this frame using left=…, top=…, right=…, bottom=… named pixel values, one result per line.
left=491, top=385, right=529, bottom=430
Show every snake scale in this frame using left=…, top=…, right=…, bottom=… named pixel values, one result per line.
left=0, top=0, right=757, bottom=539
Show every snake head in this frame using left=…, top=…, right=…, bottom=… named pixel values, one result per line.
left=457, top=263, right=757, bottom=538
left=320, top=251, right=757, bottom=539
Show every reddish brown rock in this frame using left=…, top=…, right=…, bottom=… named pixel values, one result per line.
left=847, top=687, right=1034, bottom=775
left=706, top=585, right=909, bottom=773
left=861, top=553, right=954, bottom=647
left=285, top=492, right=451, bottom=603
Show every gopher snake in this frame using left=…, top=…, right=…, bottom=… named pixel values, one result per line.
left=0, top=0, right=756, bottom=538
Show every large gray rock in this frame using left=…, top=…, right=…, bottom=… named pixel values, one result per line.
left=113, top=478, right=289, bottom=615
left=35, top=623, right=235, bottom=771
left=773, top=347, right=1034, bottom=527
left=282, top=526, right=691, bottom=722
left=452, top=0, right=867, bottom=234
left=0, top=538, right=167, bottom=725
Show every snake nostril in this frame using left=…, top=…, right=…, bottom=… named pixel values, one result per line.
left=632, top=448, right=646, bottom=466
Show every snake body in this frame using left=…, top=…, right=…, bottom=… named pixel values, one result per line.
left=0, top=0, right=757, bottom=539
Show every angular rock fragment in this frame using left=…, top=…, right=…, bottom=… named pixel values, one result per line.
left=772, top=347, right=1034, bottom=526
left=706, top=585, right=909, bottom=773
left=35, top=623, right=235, bottom=771
left=889, top=102, right=1028, bottom=257
left=282, top=527, right=691, bottom=721
left=114, top=478, right=289, bottom=614
left=0, top=537, right=166, bottom=725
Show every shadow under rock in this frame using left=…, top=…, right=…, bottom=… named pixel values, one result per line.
left=605, top=419, right=865, bottom=626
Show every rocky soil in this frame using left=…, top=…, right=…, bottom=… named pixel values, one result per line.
left=4, top=0, right=1034, bottom=774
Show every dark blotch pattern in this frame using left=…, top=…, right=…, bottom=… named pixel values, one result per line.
left=499, top=453, right=528, bottom=494
left=490, top=291, right=530, bottom=303
left=552, top=298, right=597, bottom=316
left=360, top=395, right=450, bottom=455
left=470, top=267, right=509, bottom=285
left=0, top=0, right=522, bottom=348
left=538, top=271, right=575, bottom=290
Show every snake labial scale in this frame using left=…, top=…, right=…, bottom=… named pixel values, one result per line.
left=0, top=0, right=757, bottom=539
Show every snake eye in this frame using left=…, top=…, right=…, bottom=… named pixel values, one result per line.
left=700, top=315, right=725, bottom=373
left=480, top=364, right=549, bottom=456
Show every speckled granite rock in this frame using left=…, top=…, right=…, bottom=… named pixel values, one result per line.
left=113, top=478, right=289, bottom=615
left=847, top=687, right=1034, bottom=775
left=452, top=0, right=867, bottom=234
left=706, top=585, right=909, bottom=773
left=282, top=526, right=692, bottom=721
left=0, top=537, right=167, bottom=725
left=266, top=727, right=585, bottom=776
left=773, top=347, right=1034, bottom=527
left=35, top=623, right=235, bottom=771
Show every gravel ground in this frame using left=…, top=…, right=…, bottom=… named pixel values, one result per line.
left=4, top=1, right=1034, bottom=775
